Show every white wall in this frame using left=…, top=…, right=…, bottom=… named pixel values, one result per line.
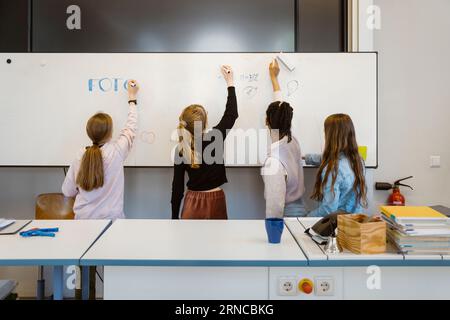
left=369, top=0, right=450, bottom=209
left=1, top=0, right=450, bottom=298
left=0, top=167, right=320, bottom=220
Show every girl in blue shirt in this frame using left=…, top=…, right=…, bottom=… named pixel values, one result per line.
left=305, top=114, right=367, bottom=217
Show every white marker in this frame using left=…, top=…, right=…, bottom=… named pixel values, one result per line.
left=130, top=82, right=136, bottom=87
left=277, top=53, right=296, bottom=72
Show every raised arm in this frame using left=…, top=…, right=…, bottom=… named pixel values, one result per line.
left=115, top=80, right=139, bottom=160
left=213, top=65, right=238, bottom=138
left=269, top=59, right=283, bottom=103
left=304, top=154, right=323, bottom=166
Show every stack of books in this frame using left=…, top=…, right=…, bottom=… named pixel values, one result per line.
left=381, top=206, right=450, bottom=255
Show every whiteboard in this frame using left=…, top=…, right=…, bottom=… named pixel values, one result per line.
left=0, top=53, right=377, bottom=167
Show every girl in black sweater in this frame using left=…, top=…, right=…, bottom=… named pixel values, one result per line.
left=171, top=66, right=238, bottom=219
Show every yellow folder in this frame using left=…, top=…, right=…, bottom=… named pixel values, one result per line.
left=381, top=206, right=447, bottom=221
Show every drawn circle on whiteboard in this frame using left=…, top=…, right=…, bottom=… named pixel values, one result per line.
left=243, top=86, right=258, bottom=99
left=287, top=80, right=299, bottom=97
left=140, top=131, right=156, bottom=144
left=6, top=59, right=11, bottom=64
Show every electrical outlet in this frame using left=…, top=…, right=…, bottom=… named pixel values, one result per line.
left=278, top=277, right=297, bottom=296
left=315, top=277, right=334, bottom=296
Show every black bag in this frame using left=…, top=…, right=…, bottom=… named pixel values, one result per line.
left=305, top=211, right=348, bottom=242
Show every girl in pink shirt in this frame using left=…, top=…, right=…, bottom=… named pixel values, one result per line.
left=62, top=80, right=139, bottom=220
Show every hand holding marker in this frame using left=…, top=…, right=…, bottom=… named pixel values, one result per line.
left=221, top=65, right=234, bottom=87
left=269, top=58, right=280, bottom=78
left=127, top=80, right=139, bottom=101
left=269, top=59, right=281, bottom=92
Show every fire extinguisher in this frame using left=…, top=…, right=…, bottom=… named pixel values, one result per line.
left=375, top=176, right=413, bottom=206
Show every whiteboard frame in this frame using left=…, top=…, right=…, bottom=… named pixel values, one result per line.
left=0, top=52, right=378, bottom=169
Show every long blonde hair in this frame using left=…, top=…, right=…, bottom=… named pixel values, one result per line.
left=311, top=114, right=367, bottom=207
left=177, top=105, right=207, bottom=169
left=76, top=113, right=113, bottom=191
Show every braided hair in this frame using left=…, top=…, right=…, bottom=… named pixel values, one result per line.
left=266, top=101, right=294, bottom=142
left=177, top=104, right=207, bottom=169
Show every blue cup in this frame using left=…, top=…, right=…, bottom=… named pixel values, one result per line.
left=265, top=218, right=284, bottom=244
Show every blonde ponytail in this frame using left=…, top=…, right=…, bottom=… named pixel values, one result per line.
left=177, top=105, right=207, bottom=169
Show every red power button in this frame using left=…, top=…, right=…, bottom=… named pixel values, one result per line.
left=299, top=279, right=313, bottom=294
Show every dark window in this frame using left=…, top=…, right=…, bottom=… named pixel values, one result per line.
left=0, top=0, right=29, bottom=52
left=32, top=0, right=295, bottom=52
left=0, top=1, right=346, bottom=53
left=297, top=0, right=346, bottom=52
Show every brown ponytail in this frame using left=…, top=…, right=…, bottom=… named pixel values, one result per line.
left=76, top=113, right=113, bottom=191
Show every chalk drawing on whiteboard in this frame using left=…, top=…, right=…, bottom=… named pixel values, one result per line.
left=287, top=80, right=299, bottom=97
left=243, top=86, right=258, bottom=99
left=140, top=131, right=156, bottom=145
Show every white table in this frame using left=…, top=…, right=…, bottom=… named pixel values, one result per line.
left=79, top=218, right=450, bottom=300
left=282, top=218, right=450, bottom=299
left=81, top=219, right=307, bottom=299
left=293, top=217, right=405, bottom=266
left=0, top=219, right=111, bottom=300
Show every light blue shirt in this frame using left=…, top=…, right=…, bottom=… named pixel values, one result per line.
left=305, top=154, right=365, bottom=217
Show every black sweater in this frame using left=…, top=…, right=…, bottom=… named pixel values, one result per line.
left=171, top=87, right=238, bottom=219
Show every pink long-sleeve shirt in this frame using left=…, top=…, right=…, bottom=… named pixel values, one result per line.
left=62, top=103, right=137, bottom=220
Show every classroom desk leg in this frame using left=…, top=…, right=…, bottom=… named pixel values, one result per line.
left=36, top=266, right=45, bottom=300
left=81, top=266, right=90, bottom=300
left=53, top=266, right=64, bottom=300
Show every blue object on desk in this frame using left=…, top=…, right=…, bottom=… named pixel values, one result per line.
left=265, top=218, right=284, bottom=244
left=20, top=228, right=59, bottom=238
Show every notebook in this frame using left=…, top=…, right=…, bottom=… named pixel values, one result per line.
left=0, top=219, right=15, bottom=230
left=381, top=206, right=448, bottom=224
left=431, top=205, right=450, bottom=217
left=0, top=220, right=32, bottom=235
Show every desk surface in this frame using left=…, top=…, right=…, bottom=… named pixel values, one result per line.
left=0, top=220, right=111, bottom=266
left=287, top=217, right=446, bottom=266
left=81, top=219, right=308, bottom=266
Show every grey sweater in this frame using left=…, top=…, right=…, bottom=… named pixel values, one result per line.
left=261, top=91, right=305, bottom=218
